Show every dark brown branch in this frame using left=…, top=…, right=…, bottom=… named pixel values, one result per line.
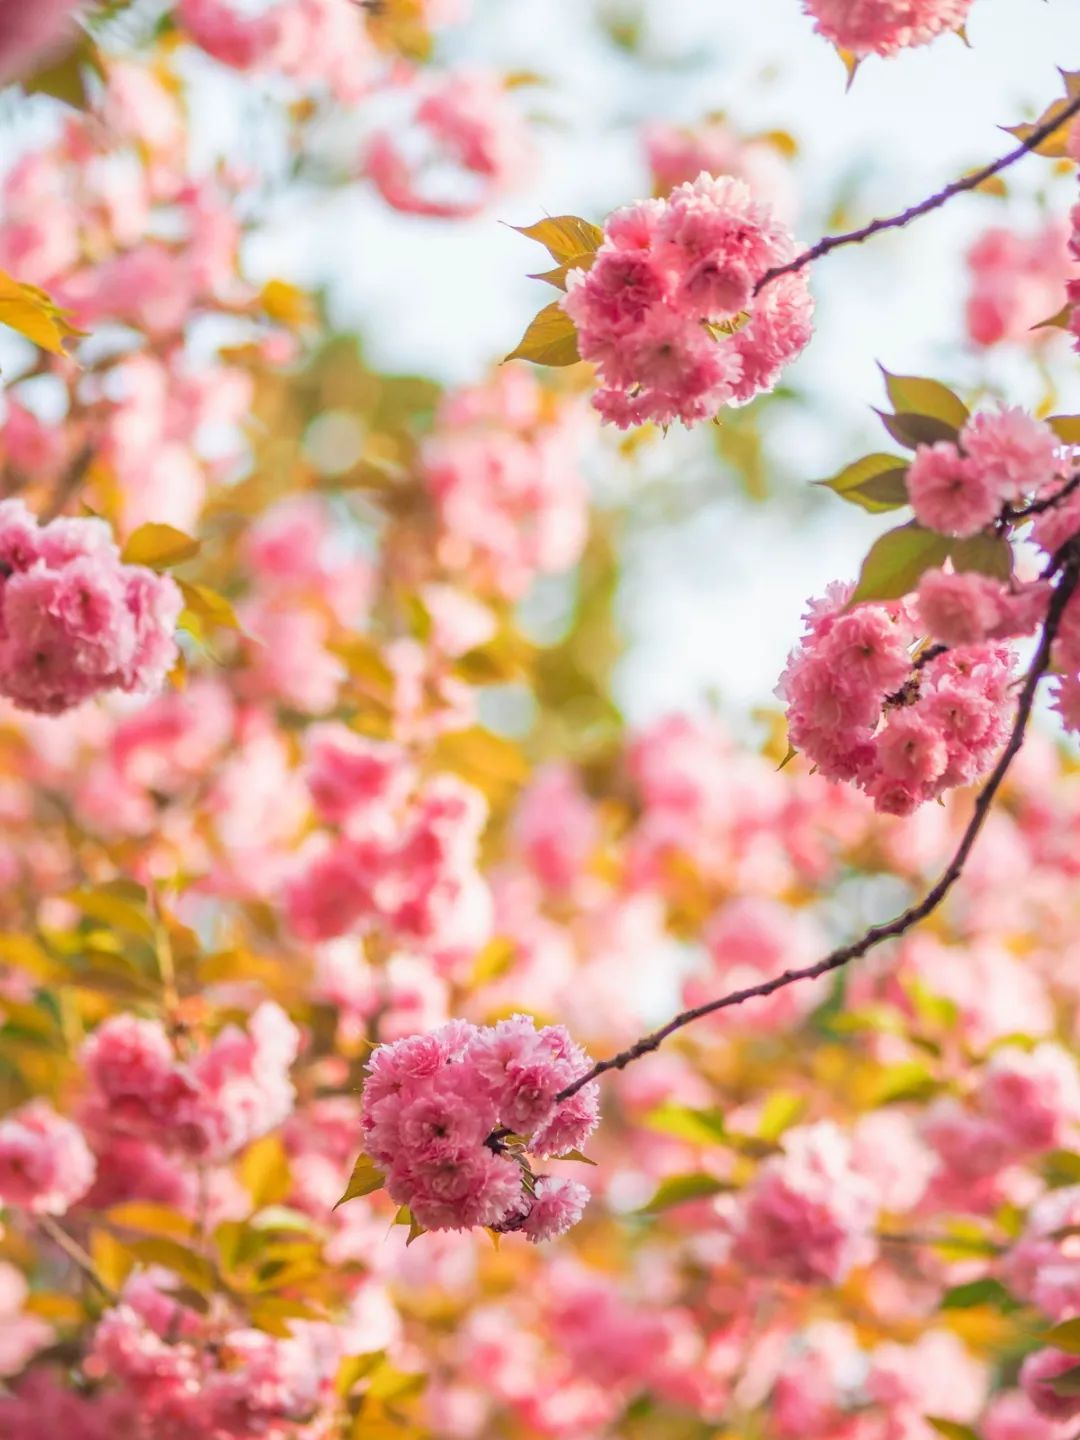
left=38, top=442, right=95, bottom=525
left=38, top=1215, right=117, bottom=1301
left=556, top=542, right=1080, bottom=1103
left=1005, top=470, right=1080, bottom=524
left=754, top=92, right=1080, bottom=296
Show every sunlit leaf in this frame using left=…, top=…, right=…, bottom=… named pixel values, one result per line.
left=1048, top=1362, right=1080, bottom=1397
left=511, top=215, right=604, bottom=263
left=122, top=523, right=201, bottom=569
left=1003, top=98, right=1078, bottom=158
left=1047, top=415, right=1080, bottom=443
left=505, top=302, right=581, bottom=367
left=0, top=270, right=86, bottom=356
left=925, top=1420, right=981, bottom=1440
left=940, top=1278, right=1018, bottom=1312
left=125, top=1237, right=217, bottom=1295
left=178, top=581, right=241, bottom=631
left=334, top=1153, right=385, bottom=1210
left=878, top=368, right=970, bottom=429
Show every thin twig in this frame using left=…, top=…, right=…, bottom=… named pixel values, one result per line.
left=557, top=542, right=1080, bottom=1103
left=754, top=92, right=1080, bottom=295
left=38, top=1215, right=117, bottom=1301
left=1005, top=470, right=1080, bottom=523
left=39, top=442, right=95, bottom=525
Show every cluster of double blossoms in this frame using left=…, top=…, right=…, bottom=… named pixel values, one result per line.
left=359, top=1017, right=600, bottom=1240
left=781, top=407, right=1079, bottom=815
left=562, top=174, right=814, bottom=429
left=0, top=500, right=181, bottom=714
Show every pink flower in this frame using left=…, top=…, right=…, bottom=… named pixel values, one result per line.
left=916, top=568, right=1049, bottom=647
left=644, top=119, right=794, bottom=218
left=967, top=222, right=1075, bottom=348
left=0, top=1100, right=95, bottom=1215
left=907, top=440, right=999, bottom=537
left=984, top=1390, right=1075, bottom=1440
left=736, top=1121, right=877, bottom=1284
left=357, top=1017, right=598, bottom=1236
left=303, top=725, right=414, bottom=831
left=0, top=503, right=180, bottom=715
left=802, top=0, right=972, bottom=56
left=521, top=1176, right=590, bottom=1242
left=978, top=1043, right=1080, bottom=1153
left=562, top=174, right=812, bottom=429
left=366, top=71, right=534, bottom=219
left=178, top=0, right=279, bottom=69
left=960, top=407, right=1060, bottom=500
left=1021, top=1348, right=1080, bottom=1420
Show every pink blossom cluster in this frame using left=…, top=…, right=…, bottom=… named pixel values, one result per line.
left=0, top=500, right=182, bottom=715
left=179, top=0, right=376, bottom=100
left=802, top=0, right=973, bottom=57
left=0, top=1100, right=95, bottom=1215
left=1067, top=165, right=1080, bottom=354
left=561, top=174, right=813, bottom=429
left=285, top=725, right=493, bottom=964
left=735, top=1121, right=877, bottom=1283
left=80, top=1002, right=299, bottom=1160
left=421, top=367, right=588, bottom=598
left=967, top=220, right=1075, bottom=349
left=1007, top=1185, right=1080, bottom=1321
left=779, top=583, right=1017, bottom=814
left=80, top=1274, right=341, bottom=1440
left=907, top=407, right=1060, bottom=537
left=366, top=71, right=535, bottom=219
left=359, top=1018, right=599, bottom=1237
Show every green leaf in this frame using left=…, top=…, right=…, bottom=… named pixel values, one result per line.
left=940, top=1277, right=1018, bottom=1312
left=511, top=215, right=604, bottom=264
left=334, top=1153, right=385, bottom=1210
left=505, top=302, right=581, bottom=367
left=336, top=1352, right=387, bottom=1398
left=1047, top=415, right=1080, bottom=444
left=559, top=1149, right=598, bottom=1166
left=848, top=522, right=952, bottom=607
left=66, top=883, right=155, bottom=942
left=879, top=369, right=970, bottom=429
left=1049, top=1362, right=1080, bottom=1397
left=122, top=523, right=201, bottom=569
left=925, top=1420, right=981, bottom=1440
left=950, top=532, right=1013, bottom=581
left=876, top=410, right=960, bottom=449
left=1042, top=1318, right=1080, bottom=1354
left=815, top=452, right=909, bottom=514
left=639, top=1173, right=731, bottom=1213
left=643, top=1103, right=729, bottom=1146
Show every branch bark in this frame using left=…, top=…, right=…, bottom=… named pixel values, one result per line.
left=556, top=540, right=1080, bottom=1103
left=754, top=91, right=1080, bottom=296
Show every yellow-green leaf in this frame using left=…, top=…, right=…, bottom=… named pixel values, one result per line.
left=1003, top=99, right=1077, bottom=158
left=1042, top=1318, right=1080, bottom=1354
left=528, top=252, right=597, bottom=291
left=0, top=270, right=86, bottom=356
left=1049, top=1363, right=1080, bottom=1398
left=511, top=215, right=604, bottom=264
left=643, top=1103, right=728, bottom=1146
left=639, top=1173, right=731, bottom=1213
left=1047, top=415, right=1080, bottom=444
left=815, top=452, right=909, bottom=513
left=334, top=1153, right=385, bottom=1210
left=925, top=1420, right=981, bottom=1440
left=178, top=580, right=241, bottom=630
left=122, top=523, right=201, bottom=569
left=106, top=1203, right=196, bottom=1242
left=23, top=30, right=105, bottom=110
left=505, top=302, right=581, bottom=367
left=848, top=523, right=952, bottom=608
left=125, top=1237, right=217, bottom=1295
left=878, top=368, right=970, bottom=429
